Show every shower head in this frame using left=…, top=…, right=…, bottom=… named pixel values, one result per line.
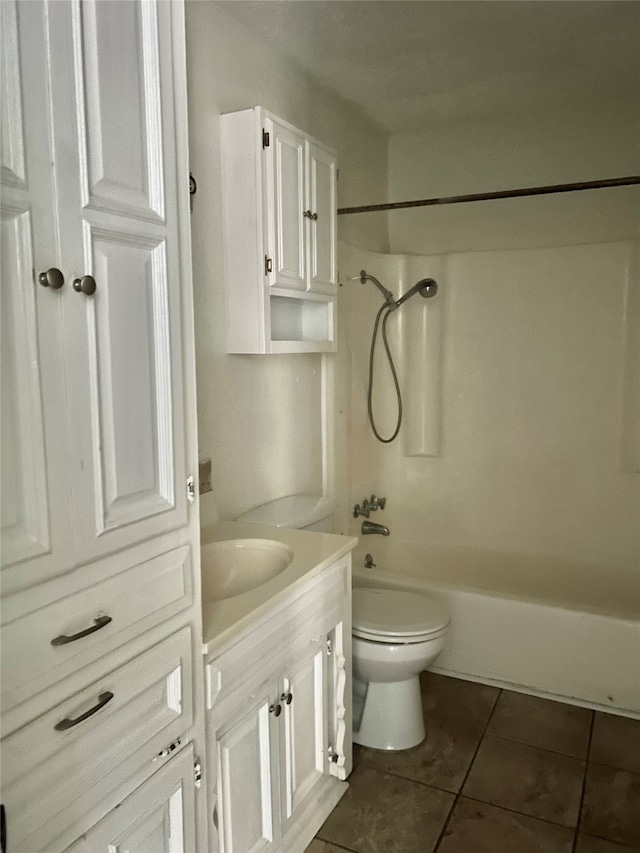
left=395, top=278, right=438, bottom=307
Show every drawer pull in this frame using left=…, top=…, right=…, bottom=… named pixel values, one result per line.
left=51, top=614, right=112, bottom=646
left=54, top=691, right=114, bottom=731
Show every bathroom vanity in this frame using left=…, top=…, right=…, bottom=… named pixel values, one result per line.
left=201, top=521, right=356, bottom=853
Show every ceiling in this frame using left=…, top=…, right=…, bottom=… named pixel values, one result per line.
left=219, top=1, right=640, bottom=133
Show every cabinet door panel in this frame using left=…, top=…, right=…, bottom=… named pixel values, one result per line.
left=82, top=226, right=175, bottom=535
left=79, top=0, right=164, bottom=222
left=281, top=638, right=327, bottom=830
left=270, top=121, right=306, bottom=292
left=46, top=0, right=188, bottom=564
left=307, top=143, right=337, bottom=295
left=66, top=746, right=196, bottom=853
left=213, top=681, right=279, bottom=853
left=0, top=0, right=74, bottom=593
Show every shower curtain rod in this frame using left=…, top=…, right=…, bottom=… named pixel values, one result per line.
left=337, top=175, right=640, bottom=215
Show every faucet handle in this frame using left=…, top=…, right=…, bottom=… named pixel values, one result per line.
left=363, top=497, right=378, bottom=512
left=353, top=503, right=370, bottom=519
left=370, top=495, right=386, bottom=510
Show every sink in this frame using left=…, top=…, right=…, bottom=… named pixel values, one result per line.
left=201, top=538, right=294, bottom=601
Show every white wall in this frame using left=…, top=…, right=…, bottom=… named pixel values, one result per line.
left=388, top=99, right=639, bottom=254
left=185, top=2, right=389, bottom=525
left=340, top=98, right=639, bottom=581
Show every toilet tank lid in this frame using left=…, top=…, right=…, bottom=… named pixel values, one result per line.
left=235, top=494, right=334, bottom=529
left=353, top=587, right=450, bottom=637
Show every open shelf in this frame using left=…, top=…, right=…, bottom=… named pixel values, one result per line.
left=269, top=295, right=336, bottom=352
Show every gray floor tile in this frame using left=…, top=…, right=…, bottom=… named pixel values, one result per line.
left=462, top=734, right=585, bottom=827
left=580, top=763, right=640, bottom=848
left=437, top=797, right=574, bottom=853
left=420, top=672, right=500, bottom=732
left=359, top=718, right=481, bottom=792
left=487, top=690, right=592, bottom=758
left=318, top=764, right=455, bottom=853
left=590, top=713, right=640, bottom=774
left=574, top=834, right=640, bottom=853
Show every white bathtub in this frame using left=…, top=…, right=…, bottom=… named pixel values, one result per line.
left=352, top=539, right=640, bottom=717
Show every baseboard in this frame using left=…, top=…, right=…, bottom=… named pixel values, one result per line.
left=429, top=664, right=640, bottom=720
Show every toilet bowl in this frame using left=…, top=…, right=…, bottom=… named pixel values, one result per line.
left=352, top=587, right=449, bottom=751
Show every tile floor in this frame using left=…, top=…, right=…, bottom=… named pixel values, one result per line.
left=308, top=673, right=640, bottom=853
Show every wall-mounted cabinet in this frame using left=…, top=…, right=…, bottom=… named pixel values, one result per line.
left=221, top=107, right=338, bottom=354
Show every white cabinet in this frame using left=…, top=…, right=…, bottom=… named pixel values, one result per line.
left=1, top=1, right=204, bottom=851
left=206, top=557, right=352, bottom=853
left=1, top=0, right=191, bottom=595
left=221, top=107, right=338, bottom=354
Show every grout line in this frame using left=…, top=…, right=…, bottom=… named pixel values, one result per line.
left=460, top=793, right=580, bottom=831
left=432, top=687, right=503, bottom=851
left=485, top=731, right=591, bottom=763
left=355, top=764, right=461, bottom=797
left=571, top=710, right=595, bottom=853
left=314, top=837, right=361, bottom=853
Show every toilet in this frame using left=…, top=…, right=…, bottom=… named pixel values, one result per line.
left=352, top=586, right=449, bottom=751
left=235, top=493, right=335, bottom=533
left=235, top=494, right=450, bottom=752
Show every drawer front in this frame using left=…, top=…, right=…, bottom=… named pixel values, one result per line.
left=64, top=746, right=197, bottom=853
left=207, top=556, right=350, bottom=710
left=1, top=545, right=192, bottom=711
left=2, top=627, right=193, bottom=853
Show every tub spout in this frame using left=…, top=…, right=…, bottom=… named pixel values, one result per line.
left=361, top=520, right=390, bottom=536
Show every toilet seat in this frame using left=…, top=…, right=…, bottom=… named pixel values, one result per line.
left=352, top=587, right=450, bottom=644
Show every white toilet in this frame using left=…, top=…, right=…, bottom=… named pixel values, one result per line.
left=352, top=587, right=449, bottom=751
left=235, top=495, right=450, bottom=752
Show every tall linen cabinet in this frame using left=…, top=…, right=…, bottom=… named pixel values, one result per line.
left=1, top=1, right=206, bottom=850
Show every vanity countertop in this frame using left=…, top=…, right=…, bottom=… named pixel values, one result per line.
left=200, top=520, right=358, bottom=656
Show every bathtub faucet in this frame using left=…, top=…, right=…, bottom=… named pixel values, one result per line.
left=361, top=520, right=390, bottom=536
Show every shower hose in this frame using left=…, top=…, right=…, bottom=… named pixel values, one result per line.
left=368, top=302, right=402, bottom=443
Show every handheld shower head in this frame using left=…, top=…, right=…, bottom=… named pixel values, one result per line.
left=395, top=277, right=438, bottom=307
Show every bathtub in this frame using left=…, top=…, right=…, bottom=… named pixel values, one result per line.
left=352, top=539, right=640, bottom=717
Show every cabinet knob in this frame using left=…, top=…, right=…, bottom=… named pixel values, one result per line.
left=280, top=692, right=293, bottom=705
left=73, top=275, right=97, bottom=296
left=303, top=211, right=318, bottom=221
left=269, top=703, right=282, bottom=717
left=311, top=212, right=318, bottom=221
left=38, top=267, right=64, bottom=289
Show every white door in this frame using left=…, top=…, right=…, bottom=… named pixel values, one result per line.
left=65, top=746, right=197, bottom=853
left=0, top=0, right=75, bottom=595
left=280, top=637, right=328, bottom=836
left=306, top=143, right=337, bottom=295
left=46, top=0, right=189, bottom=565
left=268, top=119, right=306, bottom=292
left=212, top=679, right=280, bottom=853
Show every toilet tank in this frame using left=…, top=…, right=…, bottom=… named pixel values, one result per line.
left=235, top=494, right=334, bottom=533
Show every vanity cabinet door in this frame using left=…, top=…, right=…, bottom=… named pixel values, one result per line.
left=279, top=636, right=328, bottom=838
left=211, top=677, right=281, bottom=853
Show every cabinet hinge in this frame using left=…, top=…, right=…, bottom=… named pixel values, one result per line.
left=262, top=129, right=270, bottom=148
left=194, top=759, right=202, bottom=788
left=264, top=255, right=273, bottom=275
left=327, top=638, right=333, bottom=656
left=187, top=476, right=195, bottom=504
left=154, top=737, right=182, bottom=761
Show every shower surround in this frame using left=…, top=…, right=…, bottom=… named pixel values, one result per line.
left=338, top=239, right=639, bottom=714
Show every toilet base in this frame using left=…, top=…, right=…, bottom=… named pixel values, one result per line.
left=353, top=675, right=425, bottom=751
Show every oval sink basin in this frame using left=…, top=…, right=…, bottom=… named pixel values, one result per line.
left=201, top=538, right=294, bottom=601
